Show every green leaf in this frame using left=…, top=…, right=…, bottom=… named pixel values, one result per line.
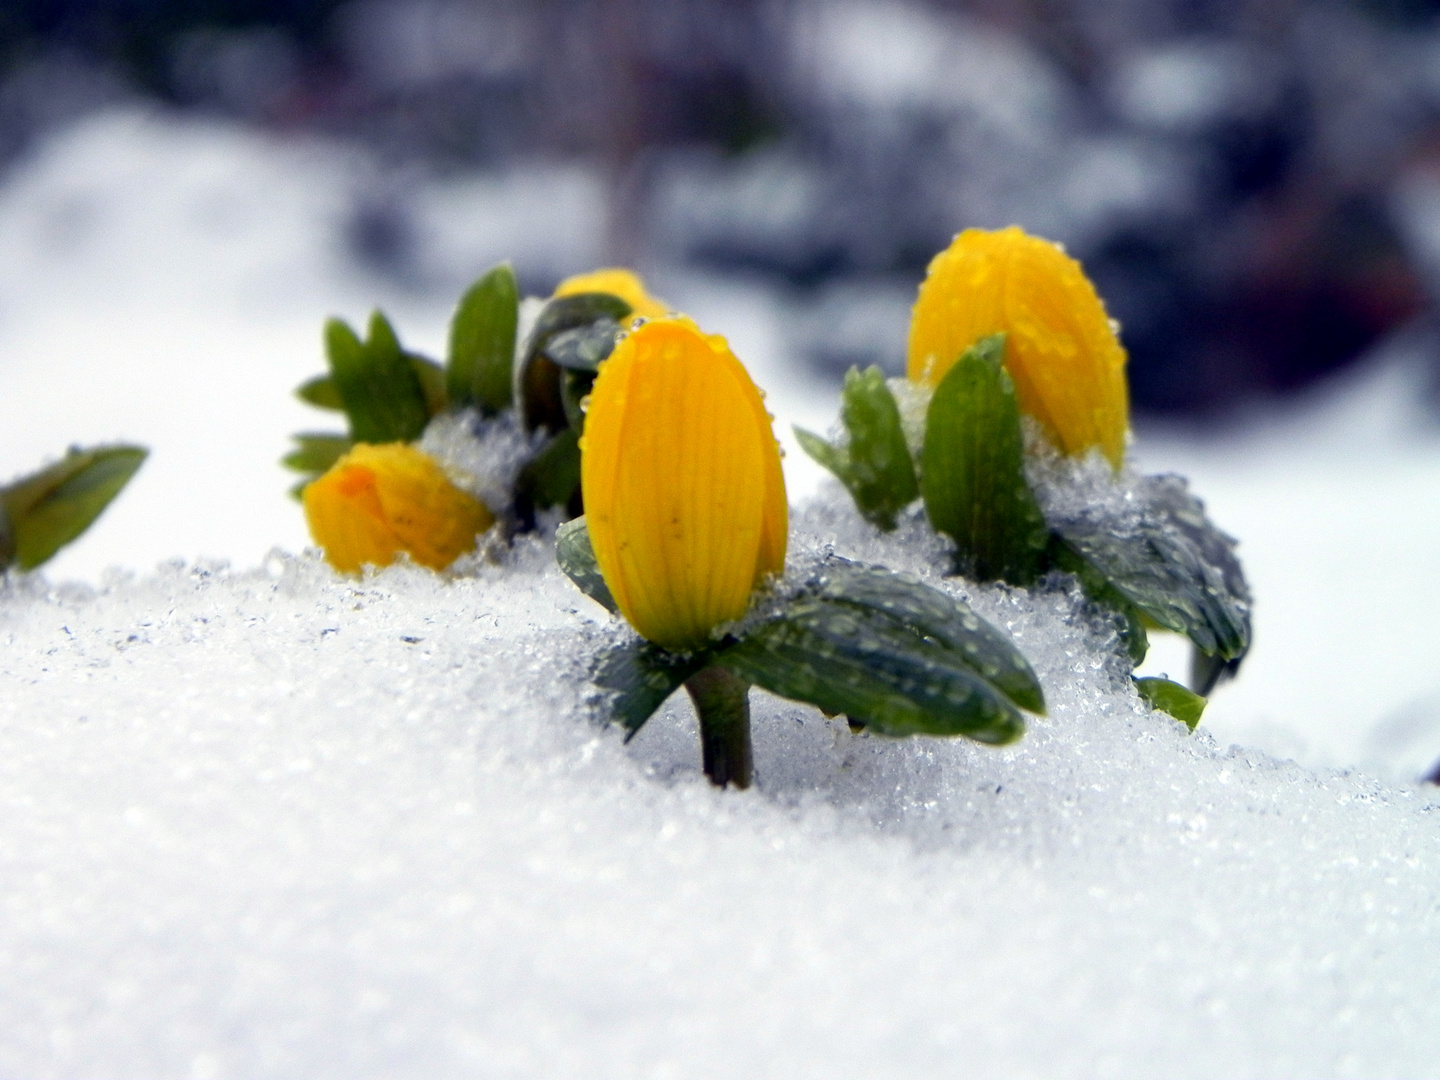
left=541, top=319, right=623, bottom=371
left=281, top=433, right=353, bottom=475
left=1048, top=474, right=1251, bottom=664
left=795, top=366, right=919, bottom=531
left=518, top=427, right=581, bottom=510
left=1, top=445, right=147, bottom=570
left=324, top=313, right=429, bottom=444
left=448, top=263, right=519, bottom=414
left=1133, top=676, right=1206, bottom=730
left=519, top=293, right=631, bottom=433
left=721, top=596, right=1025, bottom=744
left=806, top=559, right=1045, bottom=715
left=408, top=353, right=448, bottom=418
left=555, top=516, right=616, bottom=613
left=921, top=334, right=1048, bottom=585
left=1048, top=538, right=1150, bottom=666
left=296, top=351, right=446, bottom=419
left=595, top=639, right=708, bottom=736
left=296, top=375, right=344, bottom=410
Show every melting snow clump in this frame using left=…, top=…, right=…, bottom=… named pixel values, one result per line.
left=0, top=490, right=1437, bottom=1078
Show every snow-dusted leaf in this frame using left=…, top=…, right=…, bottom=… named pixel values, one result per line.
left=1049, top=474, right=1251, bottom=664
left=804, top=559, right=1045, bottom=715
left=323, top=313, right=429, bottom=444
left=556, top=516, right=616, bottom=614
left=542, top=319, right=624, bottom=372
left=1134, top=676, right=1206, bottom=730
left=921, top=334, right=1048, bottom=585
left=795, top=366, right=918, bottom=531
left=595, top=639, right=707, bottom=736
left=721, top=596, right=1026, bottom=744
left=0, top=445, right=147, bottom=570
left=1048, top=539, right=1150, bottom=666
left=448, top=262, right=519, bottom=414
left=519, top=292, right=631, bottom=433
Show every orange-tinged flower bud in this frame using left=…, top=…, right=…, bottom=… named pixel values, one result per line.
left=582, top=317, right=787, bottom=651
left=907, top=226, right=1130, bottom=469
left=303, top=442, right=494, bottom=573
left=555, top=267, right=670, bottom=320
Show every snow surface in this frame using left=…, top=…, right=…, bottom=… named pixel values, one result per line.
left=2, top=109, right=1440, bottom=1076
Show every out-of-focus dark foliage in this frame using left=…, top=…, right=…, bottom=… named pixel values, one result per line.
left=6, top=0, right=1440, bottom=415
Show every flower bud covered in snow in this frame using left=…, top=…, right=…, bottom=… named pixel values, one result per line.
left=303, top=442, right=494, bottom=573
left=555, top=267, right=670, bottom=320
left=907, top=227, right=1129, bottom=469
left=581, top=316, right=787, bottom=651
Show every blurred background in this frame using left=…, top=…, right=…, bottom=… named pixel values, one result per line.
left=9, top=0, right=1440, bottom=407
left=3, top=0, right=1440, bottom=778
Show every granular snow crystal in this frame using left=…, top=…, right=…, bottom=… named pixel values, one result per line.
left=0, top=490, right=1437, bottom=1079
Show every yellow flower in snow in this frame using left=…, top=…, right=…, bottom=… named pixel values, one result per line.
left=907, top=226, right=1130, bottom=469
left=581, top=316, right=787, bottom=651
left=303, top=442, right=494, bottom=573
left=555, top=267, right=670, bottom=320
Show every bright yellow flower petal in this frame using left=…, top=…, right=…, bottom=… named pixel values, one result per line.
left=907, top=226, right=1130, bottom=469
left=555, top=267, right=671, bottom=320
left=582, top=316, right=787, bottom=651
left=303, top=443, right=494, bottom=573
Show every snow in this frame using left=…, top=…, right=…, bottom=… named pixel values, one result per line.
left=2, top=108, right=1440, bottom=1076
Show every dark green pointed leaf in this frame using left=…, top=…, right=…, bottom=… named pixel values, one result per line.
left=595, top=638, right=708, bottom=736
left=408, top=353, right=448, bottom=418
left=1134, top=676, right=1206, bottom=730
left=518, top=427, right=581, bottom=510
left=282, top=433, right=353, bottom=475
left=795, top=366, right=918, bottom=531
left=542, top=319, right=623, bottom=371
left=1, top=445, right=147, bottom=570
left=1048, top=538, right=1149, bottom=666
left=324, top=313, right=429, bottom=444
left=519, top=293, right=631, bottom=433
left=556, top=516, right=616, bottom=613
left=296, top=374, right=344, bottom=410
left=921, top=334, right=1048, bottom=585
left=1048, top=474, right=1251, bottom=663
left=805, top=559, right=1045, bottom=714
left=448, top=263, right=519, bottom=414
left=721, top=597, right=1025, bottom=744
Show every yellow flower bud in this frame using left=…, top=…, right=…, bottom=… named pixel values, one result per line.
left=581, top=316, right=787, bottom=651
left=303, top=443, right=494, bottom=573
left=555, top=267, right=671, bottom=320
left=907, top=226, right=1130, bottom=469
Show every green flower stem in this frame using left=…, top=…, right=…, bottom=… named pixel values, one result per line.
left=685, top=665, right=753, bottom=789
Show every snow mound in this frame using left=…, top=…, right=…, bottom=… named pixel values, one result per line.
left=1, top=492, right=1437, bottom=1078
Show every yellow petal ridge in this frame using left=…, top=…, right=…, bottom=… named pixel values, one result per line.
left=906, top=226, right=1130, bottom=468
left=581, top=316, right=787, bottom=650
left=555, top=267, right=671, bottom=320
left=303, top=442, right=494, bottom=574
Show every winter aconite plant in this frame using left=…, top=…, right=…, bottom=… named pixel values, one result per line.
left=0, top=445, right=146, bottom=573
left=286, top=265, right=669, bottom=573
left=799, top=226, right=1252, bottom=726
left=558, top=316, right=1047, bottom=788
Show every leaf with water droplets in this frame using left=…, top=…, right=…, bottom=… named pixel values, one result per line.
left=595, top=638, right=708, bottom=736
left=556, top=516, right=616, bottom=614
left=1048, top=474, right=1250, bottom=665
left=802, top=559, right=1045, bottom=714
